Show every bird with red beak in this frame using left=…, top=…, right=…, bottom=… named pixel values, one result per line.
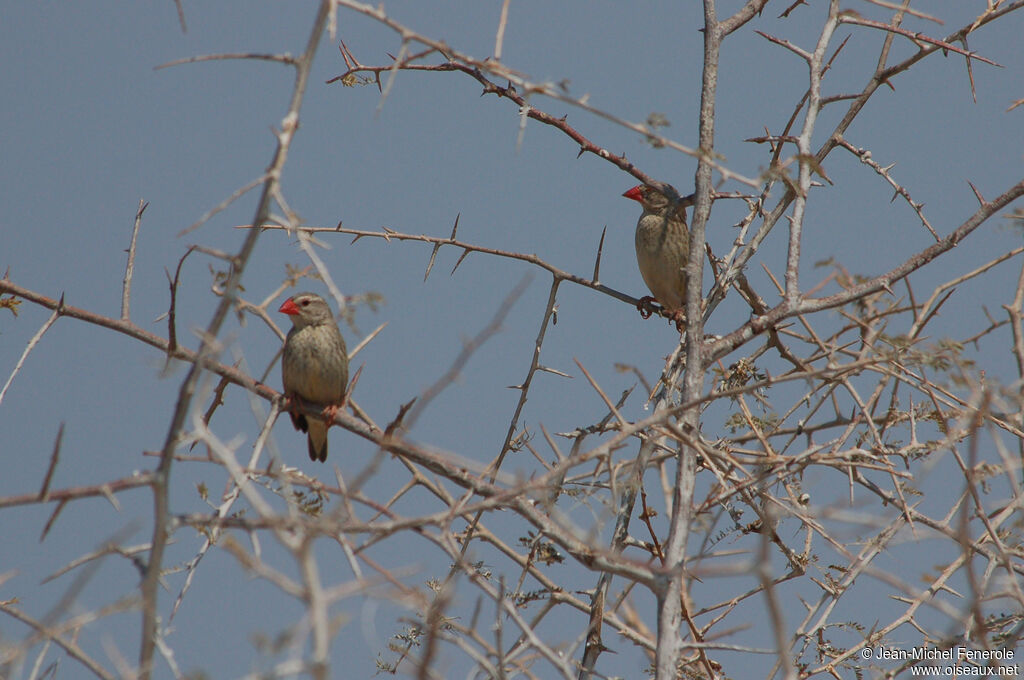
left=278, top=292, right=349, bottom=462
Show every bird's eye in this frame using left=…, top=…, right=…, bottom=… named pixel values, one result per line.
left=300, top=299, right=310, bottom=306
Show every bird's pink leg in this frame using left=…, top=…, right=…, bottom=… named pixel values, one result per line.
left=636, top=296, right=660, bottom=320
left=321, top=398, right=346, bottom=429
left=669, top=309, right=686, bottom=333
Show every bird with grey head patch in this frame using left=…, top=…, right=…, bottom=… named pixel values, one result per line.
left=279, top=292, right=349, bottom=462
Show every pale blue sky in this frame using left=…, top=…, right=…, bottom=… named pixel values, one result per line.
left=2, top=2, right=1022, bottom=678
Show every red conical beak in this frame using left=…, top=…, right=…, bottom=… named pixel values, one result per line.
left=278, top=298, right=300, bottom=315
left=623, top=185, right=644, bottom=202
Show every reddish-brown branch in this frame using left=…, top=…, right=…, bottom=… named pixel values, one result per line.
left=0, top=472, right=157, bottom=510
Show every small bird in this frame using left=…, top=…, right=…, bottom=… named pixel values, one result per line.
left=623, top=184, right=691, bottom=328
left=279, top=292, right=349, bottom=462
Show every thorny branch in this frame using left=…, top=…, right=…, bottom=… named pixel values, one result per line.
left=2, top=2, right=1023, bottom=680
